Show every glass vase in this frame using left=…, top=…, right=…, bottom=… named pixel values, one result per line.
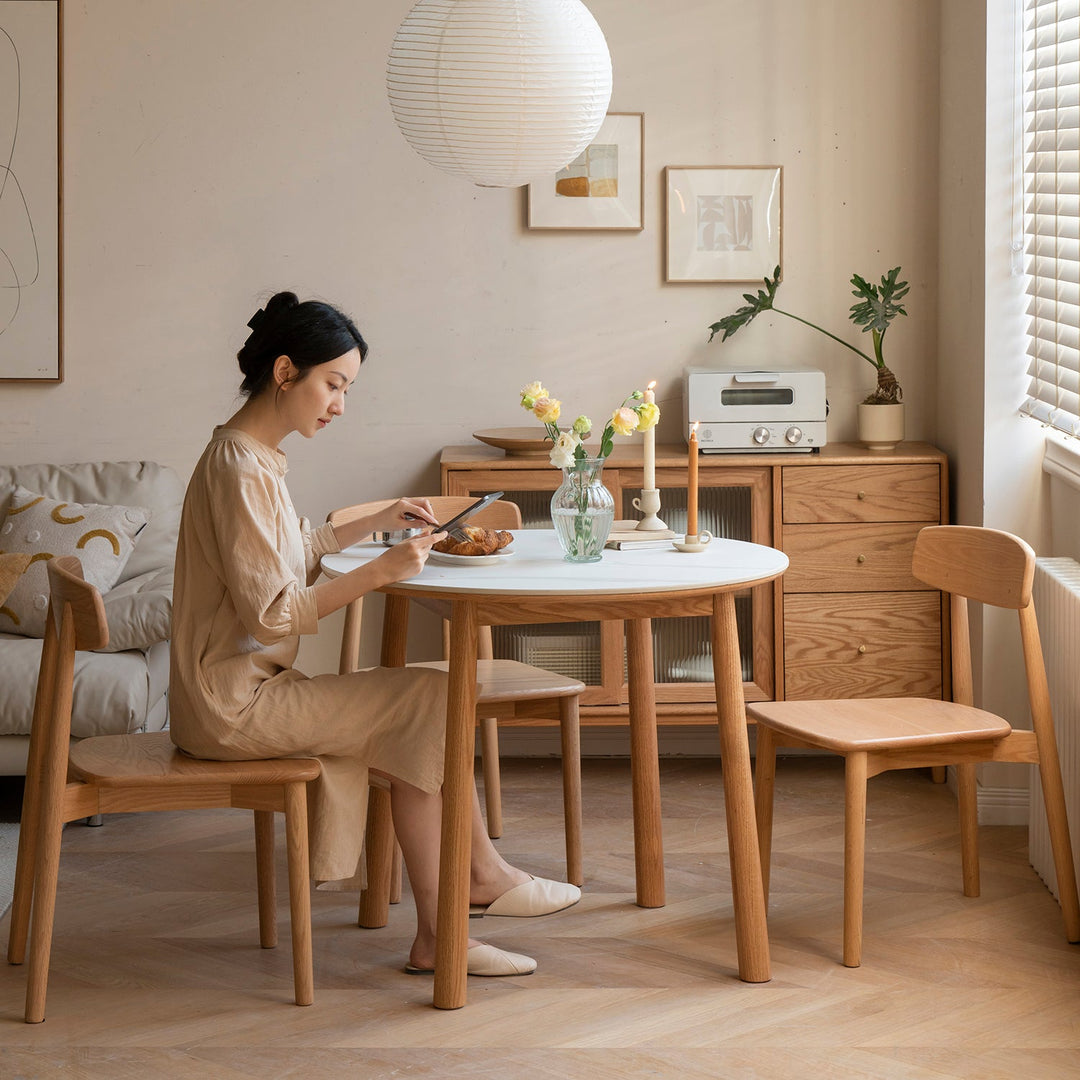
left=550, top=456, right=615, bottom=563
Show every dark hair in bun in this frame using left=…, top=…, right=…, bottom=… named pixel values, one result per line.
left=236, top=291, right=368, bottom=398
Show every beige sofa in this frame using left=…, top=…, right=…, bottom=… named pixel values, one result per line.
left=0, top=461, right=183, bottom=774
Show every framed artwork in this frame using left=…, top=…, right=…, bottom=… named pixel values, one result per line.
left=527, top=112, right=644, bottom=231
left=0, top=0, right=62, bottom=382
left=664, top=165, right=782, bottom=283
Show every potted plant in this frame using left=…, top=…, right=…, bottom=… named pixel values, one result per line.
left=707, top=265, right=910, bottom=450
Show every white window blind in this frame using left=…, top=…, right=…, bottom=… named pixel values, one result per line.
left=1020, top=0, right=1080, bottom=437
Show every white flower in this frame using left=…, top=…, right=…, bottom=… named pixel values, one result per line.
left=549, top=431, right=581, bottom=469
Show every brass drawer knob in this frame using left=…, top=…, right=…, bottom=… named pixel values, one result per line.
left=857, top=644, right=867, bottom=654
left=856, top=554, right=866, bottom=563
left=857, top=490, right=866, bottom=500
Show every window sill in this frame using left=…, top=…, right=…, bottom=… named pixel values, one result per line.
left=1042, top=433, right=1080, bottom=493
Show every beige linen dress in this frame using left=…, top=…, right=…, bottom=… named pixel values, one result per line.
left=170, top=427, right=448, bottom=880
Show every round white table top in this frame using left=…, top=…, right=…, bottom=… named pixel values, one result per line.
left=321, top=529, right=787, bottom=597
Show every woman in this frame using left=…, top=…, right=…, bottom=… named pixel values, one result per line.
left=170, top=291, right=579, bottom=977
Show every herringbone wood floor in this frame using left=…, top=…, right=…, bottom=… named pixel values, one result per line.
left=0, top=756, right=1077, bottom=1080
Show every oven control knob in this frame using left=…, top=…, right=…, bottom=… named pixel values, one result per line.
left=752, top=426, right=770, bottom=445
left=785, top=426, right=804, bottom=445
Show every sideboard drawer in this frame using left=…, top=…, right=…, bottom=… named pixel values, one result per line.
left=782, top=464, right=940, bottom=524
left=783, top=592, right=942, bottom=699
left=782, top=522, right=926, bottom=592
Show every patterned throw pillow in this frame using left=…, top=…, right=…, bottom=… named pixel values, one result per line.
left=0, top=486, right=151, bottom=638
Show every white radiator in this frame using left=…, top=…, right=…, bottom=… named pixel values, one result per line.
left=1029, top=557, right=1080, bottom=901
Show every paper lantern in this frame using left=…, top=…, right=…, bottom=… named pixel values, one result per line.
left=387, top=0, right=613, bottom=188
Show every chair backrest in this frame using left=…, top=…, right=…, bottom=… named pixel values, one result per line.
left=46, top=556, right=109, bottom=651
left=23, top=557, right=107, bottom=827
left=912, top=525, right=1036, bottom=610
left=327, top=496, right=522, bottom=534
left=912, top=525, right=1045, bottom=713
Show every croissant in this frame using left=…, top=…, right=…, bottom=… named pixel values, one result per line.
left=434, top=526, right=514, bottom=556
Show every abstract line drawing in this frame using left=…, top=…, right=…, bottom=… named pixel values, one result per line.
left=0, top=0, right=60, bottom=382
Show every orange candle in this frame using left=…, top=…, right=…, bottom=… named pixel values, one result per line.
left=687, top=422, right=699, bottom=537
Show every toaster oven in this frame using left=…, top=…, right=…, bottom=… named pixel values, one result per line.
left=684, top=368, right=827, bottom=453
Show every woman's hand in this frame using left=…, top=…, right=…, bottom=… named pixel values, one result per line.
left=372, top=529, right=445, bottom=584
left=373, top=497, right=440, bottom=533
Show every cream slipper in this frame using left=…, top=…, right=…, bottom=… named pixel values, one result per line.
left=403, top=943, right=536, bottom=977
left=469, top=876, right=581, bottom=918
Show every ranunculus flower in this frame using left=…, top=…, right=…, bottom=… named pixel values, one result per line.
left=611, top=406, right=639, bottom=436
left=572, top=415, right=592, bottom=435
left=520, top=381, right=547, bottom=410
left=636, top=402, right=660, bottom=431
left=549, top=431, right=580, bottom=468
left=533, top=396, right=561, bottom=424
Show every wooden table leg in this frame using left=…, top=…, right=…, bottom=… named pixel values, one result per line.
left=433, top=599, right=478, bottom=1009
left=625, top=618, right=665, bottom=908
left=711, top=592, right=771, bottom=983
left=380, top=595, right=410, bottom=667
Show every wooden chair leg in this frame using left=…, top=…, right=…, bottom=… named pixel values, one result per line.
left=283, top=782, right=314, bottom=1006
left=559, top=695, right=583, bottom=886
left=753, top=725, right=778, bottom=906
left=253, top=809, right=277, bottom=949
left=24, top=813, right=64, bottom=1024
left=842, top=752, right=868, bottom=969
left=358, top=782, right=395, bottom=928
left=479, top=715, right=503, bottom=839
left=1033, top=755, right=1080, bottom=941
left=956, top=762, right=980, bottom=898
left=390, top=839, right=403, bottom=905
left=8, top=768, right=45, bottom=967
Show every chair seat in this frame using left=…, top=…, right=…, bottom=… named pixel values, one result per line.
left=407, top=659, right=585, bottom=703
left=747, top=698, right=1012, bottom=753
left=68, top=730, right=321, bottom=787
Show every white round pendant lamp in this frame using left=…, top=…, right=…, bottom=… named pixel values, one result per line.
left=387, top=0, right=613, bottom=188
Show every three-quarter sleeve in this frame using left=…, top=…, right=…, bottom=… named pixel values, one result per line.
left=301, top=518, right=341, bottom=586
left=203, top=443, right=320, bottom=644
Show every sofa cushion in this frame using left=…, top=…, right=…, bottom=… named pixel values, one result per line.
left=0, top=632, right=156, bottom=738
left=0, top=461, right=184, bottom=585
left=0, top=553, right=32, bottom=607
left=0, top=487, right=150, bottom=638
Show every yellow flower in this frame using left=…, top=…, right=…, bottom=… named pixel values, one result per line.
left=520, top=381, right=548, bottom=410
left=533, top=397, right=562, bottom=424
left=611, top=406, right=639, bottom=437
left=636, top=402, right=660, bottom=431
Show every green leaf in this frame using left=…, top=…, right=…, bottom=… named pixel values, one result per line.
left=707, top=266, right=781, bottom=343
left=848, top=266, right=908, bottom=336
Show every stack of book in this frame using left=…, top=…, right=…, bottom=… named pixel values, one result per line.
left=605, top=520, right=677, bottom=550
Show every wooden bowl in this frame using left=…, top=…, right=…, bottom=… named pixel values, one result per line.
left=472, top=428, right=553, bottom=458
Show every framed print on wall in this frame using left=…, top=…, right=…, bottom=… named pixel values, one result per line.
left=527, top=112, right=644, bottom=231
left=664, top=165, right=782, bottom=283
left=0, top=0, right=62, bottom=382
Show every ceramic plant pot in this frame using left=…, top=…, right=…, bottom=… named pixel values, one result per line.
left=857, top=402, right=905, bottom=451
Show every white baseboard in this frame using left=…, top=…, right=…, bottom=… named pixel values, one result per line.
left=943, top=768, right=1030, bottom=826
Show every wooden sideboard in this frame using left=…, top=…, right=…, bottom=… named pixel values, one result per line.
left=441, top=441, right=949, bottom=727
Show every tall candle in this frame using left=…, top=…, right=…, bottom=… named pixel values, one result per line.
left=687, top=421, right=699, bottom=537
left=643, top=381, right=657, bottom=490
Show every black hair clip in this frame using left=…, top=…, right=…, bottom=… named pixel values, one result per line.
left=247, top=308, right=267, bottom=331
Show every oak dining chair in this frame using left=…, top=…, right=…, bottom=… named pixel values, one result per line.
left=748, top=525, right=1080, bottom=968
left=7, top=556, right=320, bottom=1023
left=327, top=497, right=584, bottom=927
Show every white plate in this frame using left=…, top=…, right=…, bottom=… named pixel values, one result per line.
left=428, top=550, right=515, bottom=567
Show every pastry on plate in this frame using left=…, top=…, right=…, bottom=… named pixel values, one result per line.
left=433, top=526, right=514, bottom=557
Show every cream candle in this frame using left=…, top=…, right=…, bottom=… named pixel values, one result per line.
left=643, top=381, right=657, bottom=490
left=687, top=421, right=699, bottom=537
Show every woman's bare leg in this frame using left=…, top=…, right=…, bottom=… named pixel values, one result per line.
left=389, top=775, right=529, bottom=970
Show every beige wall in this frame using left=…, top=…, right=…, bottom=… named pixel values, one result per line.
left=2, top=0, right=942, bottom=678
